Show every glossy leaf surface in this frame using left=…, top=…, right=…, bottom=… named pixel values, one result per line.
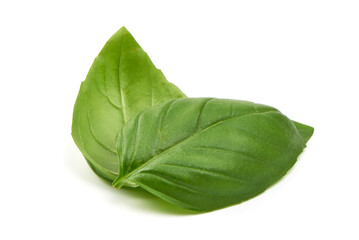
left=113, top=98, right=313, bottom=211
left=71, top=27, right=186, bottom=181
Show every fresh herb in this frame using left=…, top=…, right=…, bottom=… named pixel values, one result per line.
left=71, top=27, right=186, bottom=181
left=112, top=98, right=313, bottom=211
left=72, top=27, right=313, bottom=212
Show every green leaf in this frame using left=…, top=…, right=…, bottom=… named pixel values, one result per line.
left=292, top=121, right=314, bottom=144
left=112, top=98, right=313, bottom=212
left=71, top=27, right=186, bottom=181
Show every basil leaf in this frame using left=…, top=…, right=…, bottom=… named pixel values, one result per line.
left=112, top=98, right=313, bottom=212
left=71, top=27, right=186, bottom=181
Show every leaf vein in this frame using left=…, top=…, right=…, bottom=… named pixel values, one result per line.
left=87, top=110, right=117, bottom=154
left=159, top=163, right=252, bottom=183
left=117, top=53, right=127, bottom=122
left=190, top=145, right=262, bottom=162
left=155, top=99, right=177, bottom=154
left=196, top=98, right=214, bottom=131
left=125, top=114, right=142, bottom=174
left=92, top=74, right=123, bottom=111
left=139, top=171, right=203, bottom=194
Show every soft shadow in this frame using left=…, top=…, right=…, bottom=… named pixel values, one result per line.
left=65, top=138, right=197, bottom=216
left=116, top=186, right=197, bottom=216
left=64, top=137, right=103, bottom=186
left=96, top=177, right=197, bottom=216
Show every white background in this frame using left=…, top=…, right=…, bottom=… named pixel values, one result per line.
left=1, top=1, right=358, bottom=239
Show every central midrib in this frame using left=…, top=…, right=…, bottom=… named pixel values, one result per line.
left=112, top=109, right=277, bottom=188
left=117, top=52, right=127, bottom=123
left=118, top=46, right=144, bottom=124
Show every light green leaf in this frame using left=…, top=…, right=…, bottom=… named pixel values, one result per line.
left=113, top=98, right=313, bottom=212
left=71, top=27, right=186, bottom=181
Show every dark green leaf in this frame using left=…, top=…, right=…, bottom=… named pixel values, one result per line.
left=71, top=27, right=186, bottom=181
left=292, top=121, right=314, bottom=144
left=113, top=98, right=313, bottom=211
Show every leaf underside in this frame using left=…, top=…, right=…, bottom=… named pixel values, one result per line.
left=71, top=27, right=186, bottom=181
left=113, top=98, right=313, bottom=212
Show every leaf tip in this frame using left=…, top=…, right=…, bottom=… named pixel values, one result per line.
left=118, top=26, right=129, bottom=34
left=292, top=121, right=314, bottom=144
